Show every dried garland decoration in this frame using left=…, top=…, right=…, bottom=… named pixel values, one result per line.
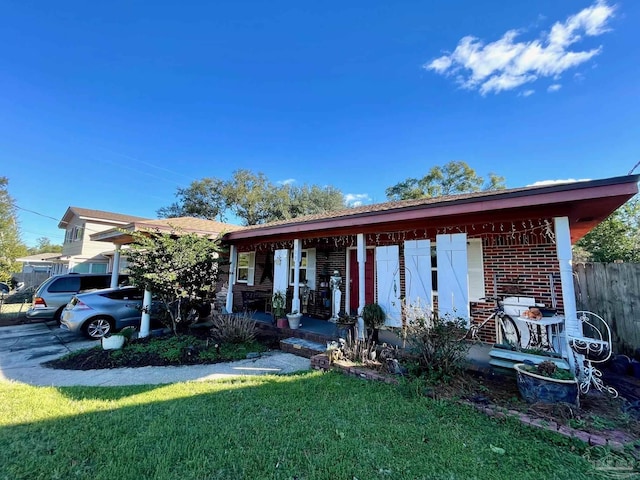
left=239, top=218, right=556, bottom=252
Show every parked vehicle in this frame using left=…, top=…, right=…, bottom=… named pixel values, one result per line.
left=26, top=273, right=129, bottom=322
left=61, top=286, right=163, bottom=339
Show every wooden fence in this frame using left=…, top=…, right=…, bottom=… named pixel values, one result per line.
left=573, top=262, right=640, bottom=355
left=12, top=272, right=50, bottom=290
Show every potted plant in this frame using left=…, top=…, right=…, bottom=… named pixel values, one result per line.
left=362, top=303, right=385, bottom=343
left=514, top=360, right=579, bottom=407
left=286, top=310, right=302, bottom=329
left=101, top=326, right=136, bottom=350
left=272, top=291, right=287, bottom=328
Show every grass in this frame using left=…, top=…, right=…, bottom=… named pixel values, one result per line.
left=0, top=371, right=619, bottom=480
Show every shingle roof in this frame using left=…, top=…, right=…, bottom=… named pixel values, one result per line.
left=15, top=253, right=61, bottom=262
left=234, top=184, right=541, bottom=232
left=59, top=207, right=150, bottom=228
left=134, top=217, right=243, bottom=234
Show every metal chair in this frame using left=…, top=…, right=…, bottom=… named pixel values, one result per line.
left=567, top=311, right=618, bottom=398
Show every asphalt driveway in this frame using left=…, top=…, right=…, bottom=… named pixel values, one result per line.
left=0, top=322, right=310, bottom=387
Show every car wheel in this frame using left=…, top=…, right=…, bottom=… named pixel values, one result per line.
left=54, top=307, right=66, bottom=325
left=82, top=316, right=114, bottom=339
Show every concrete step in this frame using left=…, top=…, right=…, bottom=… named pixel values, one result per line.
left=280, top=337, right=326, bottom=359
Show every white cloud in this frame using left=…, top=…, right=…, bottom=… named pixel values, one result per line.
left=548, top=84, right=562, bottom=92
left=520, top=89, right=535, bottom=97
left=527, top=178, right=591, bottom=187
left=344, top=193, right=372, bottom=207
left=425, top=1, right=615, bottom=95
left=277, top=178, right=296, bottom=185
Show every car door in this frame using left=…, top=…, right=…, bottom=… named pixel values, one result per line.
left=101, top=288, right=145, bottom=328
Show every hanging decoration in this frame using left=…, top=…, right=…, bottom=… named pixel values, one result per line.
left=234, top=217, right=556, bottom=251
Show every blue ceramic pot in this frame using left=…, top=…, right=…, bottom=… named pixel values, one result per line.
left=514, top=363, right=579, bottom=407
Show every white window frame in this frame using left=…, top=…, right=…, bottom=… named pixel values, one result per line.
left=236, top=251, right=256, bottom=285
left=467, top=238, right=486, bottom=302
left=431, top=238, right=485, bottom=301
left=288, top=248, right=316, bottom=289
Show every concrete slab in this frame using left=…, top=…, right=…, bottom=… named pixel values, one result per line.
left=0, top=322, right=311, bottom=387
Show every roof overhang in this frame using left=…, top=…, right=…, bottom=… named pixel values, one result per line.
left=223, top=175, right=639, bottom=245
left=91, top=218, right=241, bottom=245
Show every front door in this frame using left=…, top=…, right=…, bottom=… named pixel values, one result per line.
left=349, top=248, right=375, bottom=314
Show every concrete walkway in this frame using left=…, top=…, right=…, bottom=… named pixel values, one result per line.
left=0, top=322, right=311, bottom=387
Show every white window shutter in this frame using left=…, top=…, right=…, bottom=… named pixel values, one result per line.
left=273, top=249, right=289, bottom=294
left=306, top=248, right=316, bottom=290
left=247, top=252, right=256, bottom=286
left=375, top=245, right=402, bottom=327
left=467, top=239, right=485, bottom=302
left=436, top=233, right=469, bottom=323
left=404, top=239, right=433, bottom=311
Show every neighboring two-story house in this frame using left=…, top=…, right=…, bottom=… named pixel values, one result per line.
left=53, top=207, right=149, bottom=275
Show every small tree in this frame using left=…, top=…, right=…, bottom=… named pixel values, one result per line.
left=126, top=229, right=224, bottom=335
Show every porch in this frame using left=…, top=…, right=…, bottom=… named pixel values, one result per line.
left=247, top=311, right=494, bottom=373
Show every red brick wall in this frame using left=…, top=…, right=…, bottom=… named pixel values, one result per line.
left=475, top=240, right=562, bottom=343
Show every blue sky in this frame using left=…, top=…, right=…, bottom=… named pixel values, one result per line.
left=2, top=0, right=638, bottom=246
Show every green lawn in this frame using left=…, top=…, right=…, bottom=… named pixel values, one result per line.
left=0, top=371, right=612, bottom=479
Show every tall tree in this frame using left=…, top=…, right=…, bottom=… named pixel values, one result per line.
left=158, top=169, right=346, bottom=225
left=0, top=177, right=27, bottom=280
left=385, top=161, right=506, bottom=201
left=575, top=197, right=640, bottom=262
left=27, top=237, right=63, bottom=255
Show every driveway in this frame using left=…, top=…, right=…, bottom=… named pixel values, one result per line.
left=0, top=322, right=311, bottom=387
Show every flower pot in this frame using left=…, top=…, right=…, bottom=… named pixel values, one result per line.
left=286, top=313, right=302, bottom=329
left=276, top=318, right=288, bottom=328
left=514, top=363, right=579, bottom=407
left=101, top=334, right=125, bottom=350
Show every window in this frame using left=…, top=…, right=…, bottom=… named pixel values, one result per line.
left=48, top=277, right=81, bottom=293
left=65, top=225, right=84, bottom=243
left=430, top=238, right=485, bottom=301
left=290, top=250, right=308, bottom=285
left=467, top=239, right=486, bottom=302
left=71, top=263, right=108, bottom=274
left=288, top=248, right=316, bottom=289
left=431, top=245, right=438, bottom=295
left=236, top=252, right=255, bottom=285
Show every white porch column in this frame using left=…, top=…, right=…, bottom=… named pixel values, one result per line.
left=356, top=233, right=366, bottom=339
left=554, top=217, right=579, bottom=370
left=139, top=288, right=152, bottom=338
left=292, top=239, right=302, bottom=313
left=110, top=244, right=121, bottom=289
left=226, top=245, right=237, bottom=314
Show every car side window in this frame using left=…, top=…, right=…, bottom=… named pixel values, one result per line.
left=80, top=276, right=110, bottom=291
left=103, top=289, right=143, bottom=301
left=48, top=277, right=81, bottom=293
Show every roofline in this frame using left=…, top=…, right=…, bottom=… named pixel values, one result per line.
left=91, top=220, right=238, bottom=243
left=224, top=175, right=639, bottom=241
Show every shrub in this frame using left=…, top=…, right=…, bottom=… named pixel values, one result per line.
left=362, top=303, right=386, bottom=329
left=209, top=313, right=257, bottom=344
left=403, top=310, right=470, bottom=382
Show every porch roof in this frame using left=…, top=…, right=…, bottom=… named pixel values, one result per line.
left=90, top=217, right=242, bottom=245
left=223, top=175, right=639, bottom=245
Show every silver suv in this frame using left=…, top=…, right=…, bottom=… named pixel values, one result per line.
left=26, top=273, right=129, bottom=322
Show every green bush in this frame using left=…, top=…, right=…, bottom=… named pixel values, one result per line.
left=362, top=303, right=385, bottom=329
left=403, top=312, right=470, bottom=382
left=209, top=313, right=257, bottom=344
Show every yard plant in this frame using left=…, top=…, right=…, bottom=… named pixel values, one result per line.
left=0, top=372, right=611, bottom=480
